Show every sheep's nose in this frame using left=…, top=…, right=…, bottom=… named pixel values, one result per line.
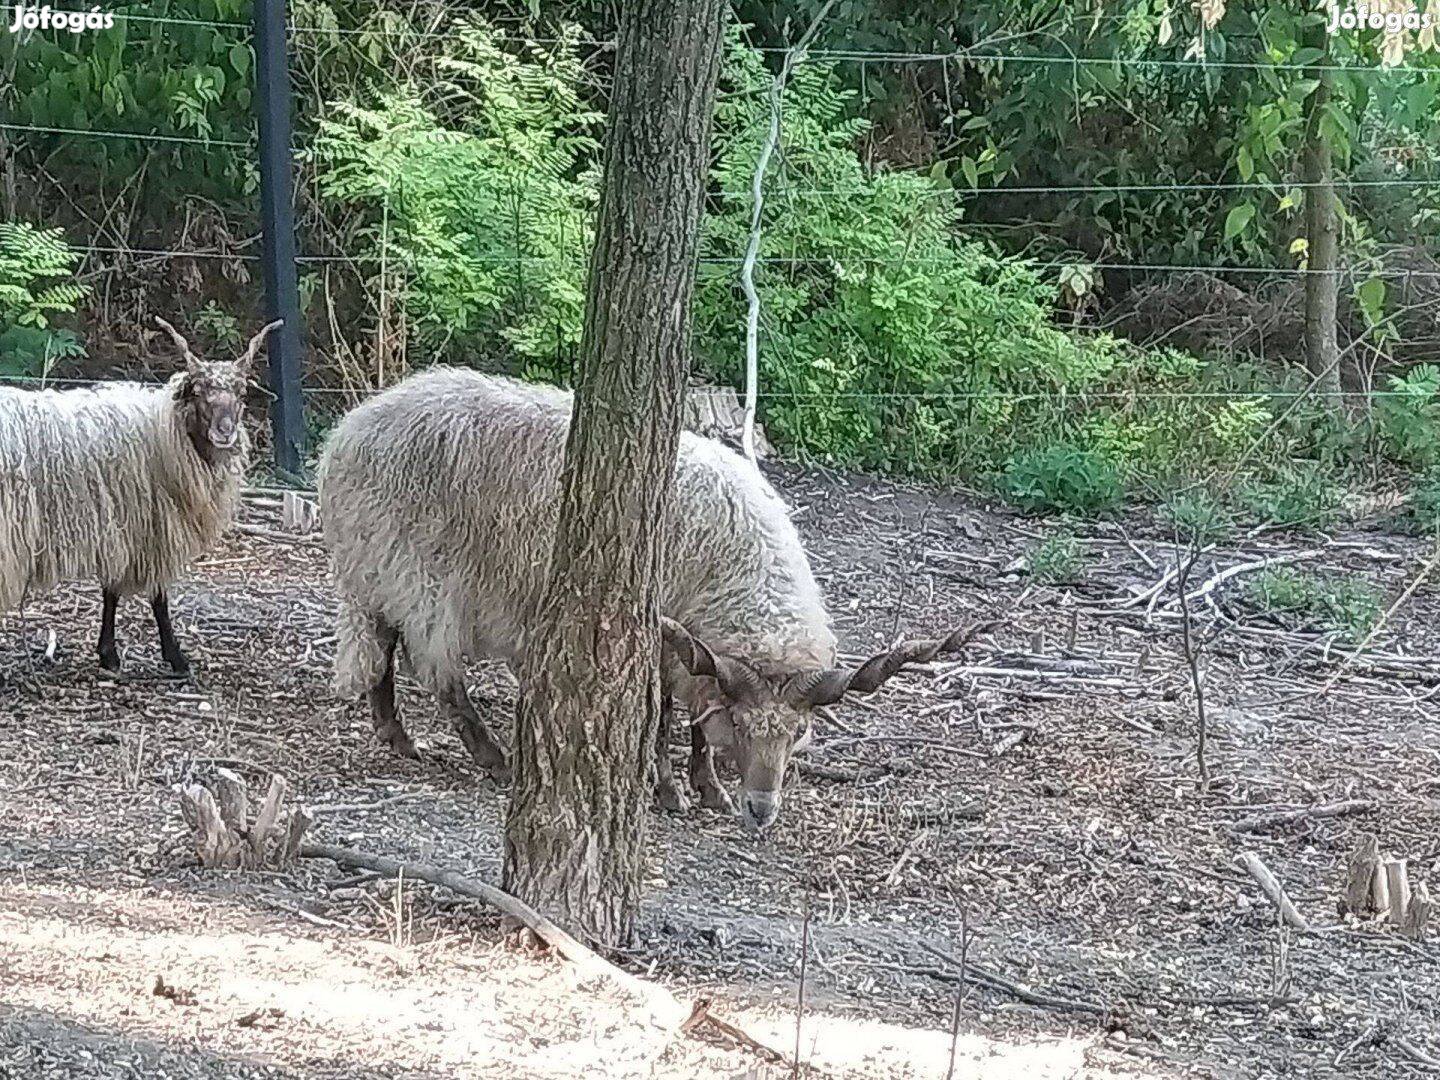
left=742, top=790, right=779, bottom=831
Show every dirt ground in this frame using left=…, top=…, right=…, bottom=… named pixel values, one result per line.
left=1, top=464, right=1437, bottom=1079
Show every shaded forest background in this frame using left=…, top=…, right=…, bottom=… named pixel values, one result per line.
left=2, top=0, right=1440, bottom=530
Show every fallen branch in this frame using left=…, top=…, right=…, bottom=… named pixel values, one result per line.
left=1229, top=799, right=1373, bottom=835
left=300, top=840, right=682, bottom=1025
left=1181, top=550, right=1323, bottom=606
left=1236, top=852, right=1310, bottom=930
left=300, top=841, right=685, bottom=1027
left=681, top=998, right=789, bottom=1066
left=919, top=942, right=1106, bottom=1015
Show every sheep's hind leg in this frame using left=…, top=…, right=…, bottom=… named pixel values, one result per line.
left=654, top=694, right=688, bottom=812
left=370, top=620, right=419, bottom=760
left=689, top=723, right=734, bottom=813
left=151, top=590, right=190, bottom=675
left=98, top=588, right=121, bottom=672
left=438, top=680, right=511, bottom=784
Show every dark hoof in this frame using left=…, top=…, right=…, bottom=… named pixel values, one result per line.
left=98, top=650, right=121, bottom=673
left=656, top=779, right=689, bottom=814
left=165, top=655, right=191, bottom=677
left=457, top=725, right=511, bottom=782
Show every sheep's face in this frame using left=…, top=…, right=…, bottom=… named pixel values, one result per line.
left=180, top=362, right=250, bottom=460
left=665, top=617, right=996, bottom=833
left=694, top=687, right=814, bottom=831
left=154, top=316, right=282, bottom=464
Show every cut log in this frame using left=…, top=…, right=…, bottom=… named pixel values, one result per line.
left=249, top=775, right=289, bottom=862
left=682, top=383, right=772, bottom=459
left=179, top=785, right=246, bottom=869
left=1403, top=881, right=1431, bottom=940
left=1385, top=858, right=1413, bottom=928
left=1344, top=833, right=1381, bottom=914
left=281, top=491, right=317, bottom=533
left=1236, top=851, right=1309, bottom=930
left=213, top=768, right=249, bottom=835
left=1371, top=854, right=1392, bottom=914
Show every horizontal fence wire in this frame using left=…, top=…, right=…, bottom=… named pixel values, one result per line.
left=63, top=246, right=1440, bottom=278
left=4, top=11, right=1437, bottom=422
left=1, top=8, right=1434, bottom=72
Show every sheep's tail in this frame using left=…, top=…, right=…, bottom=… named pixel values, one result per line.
left=332, top=600, right=391, bottom=699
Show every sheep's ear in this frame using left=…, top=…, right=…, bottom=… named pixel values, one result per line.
left=238, top=319, right=283, bottom=375
left=154, top=316, right=203, bottom=376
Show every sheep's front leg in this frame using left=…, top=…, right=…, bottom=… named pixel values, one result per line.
left=438, top=679, right=511, bottom=784
left=369, top=620, right=418, bottom=760
left=689, top=723, right=733, bottom=812
left=654, top=693, right=688, bottom=813
left=98, top=587, right=121, bottom=672
left=151, top=590, right=190, bottom=675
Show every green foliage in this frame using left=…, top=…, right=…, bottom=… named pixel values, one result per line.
left=1027, top=530, right=1086, bottom=584
left=309, top=21, right=600, bottom=368
left=0, top=222, right=86, bottom=376
left=1244, top=567, right=1382, bottom=641
left=1162, top=490, right=1233, bottom=545
left=695, top=30, right=1194, bottom=481
left=1397, top=472, right=1440, bottom=536
left=0, top=0, right=259, bottom=205
left=1237, top=465, right=1345, bottom=530
left=1376, top=364, right=1440, bottom=469
left=193, top=301, right=242, bottom=350
left=1004, top=443, right=1123, bottom=516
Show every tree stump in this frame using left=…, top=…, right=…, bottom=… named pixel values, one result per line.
left=281, top=491, right=317, bottom=534
left=1345, top=833, right=1382, bottom=914
left=1341, top=835, right=1429, bottom=939
left=178, top=770, right=312, bottom=870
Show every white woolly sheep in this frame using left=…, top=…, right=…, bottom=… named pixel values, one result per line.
left=319, top=368, right=984, bottom=829
left=0, top=316, right=280, bottom=674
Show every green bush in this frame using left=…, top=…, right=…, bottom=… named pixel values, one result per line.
left=1004, top=443, right=1123, bottom=515
left=1398, top=472, right=1440, bottom=535
left=1162, top=490, right=1234, bottom=545
left=1237, top=465, right=1345, bottom=530
left=0, top=222, right=86, bottom=377
left=303, top=18, right=1440, bottom=512
left=1376, top=365, right=1440, bottom=469
left=1028, top=530, right=1086, bottom=584
left=310, top=22, right=600, bottom=370
left=1244, top=568, right=1382, bottom=641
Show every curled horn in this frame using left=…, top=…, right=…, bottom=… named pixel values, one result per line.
left=153, top=315, right=203, bottom=374
left=660, top=617, right=764, bottom=702
left=790, top=620, right=1001, bottom=707
left=238, top=319, right=284, bottom=374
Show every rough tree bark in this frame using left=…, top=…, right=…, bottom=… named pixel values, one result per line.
left=1301, top=20, right=1341, bottom=401
left=501, top=0, right=727, bottom=948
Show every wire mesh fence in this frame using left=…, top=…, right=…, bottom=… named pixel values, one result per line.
left=2, top=4, right=1439, bottom=498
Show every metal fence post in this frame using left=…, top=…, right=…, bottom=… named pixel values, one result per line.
left=253, top=0, right=306, bottom=480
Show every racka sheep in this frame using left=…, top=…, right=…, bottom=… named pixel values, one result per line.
left=319, top=369, right=986, bottom=829
left=0, top=316, right=280, bottom=674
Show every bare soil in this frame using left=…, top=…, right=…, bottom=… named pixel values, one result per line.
left=2, top=464, right=1437, bottom=1078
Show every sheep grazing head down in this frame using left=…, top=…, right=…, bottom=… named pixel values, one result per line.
left=662, top=618, right=992, bottom=831
left=154, top=316, right=282, bottom=461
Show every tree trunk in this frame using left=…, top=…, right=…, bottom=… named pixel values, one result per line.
left=1301, top=23, right=1341, bottom=400
left=501, top=0, right=726, bottom=948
